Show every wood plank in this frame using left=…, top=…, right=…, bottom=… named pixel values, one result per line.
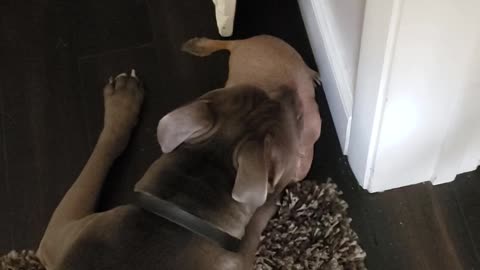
left=451, top=171, right=480, bottom=268
left=0, top=67, right=14, bottom=252
left=0, top=0, right=50, bottom=252
left=0, top=0, right=94, bottom=253
left=74, top=0, right=152, bottom=57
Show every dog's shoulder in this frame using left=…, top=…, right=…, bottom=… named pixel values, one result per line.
left=55, top=205, right=234, bottom=270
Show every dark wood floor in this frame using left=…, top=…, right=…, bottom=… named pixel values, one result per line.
left=1, top=0, right=479, bottom=269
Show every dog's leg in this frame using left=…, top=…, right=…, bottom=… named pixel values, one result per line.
left=37, top=71, right=143, bottom=265
left=239, top=197, right=279, bottom=269
left=182, top=37, right=235, bottom=57
left=44, top=71, right=143, bottom=226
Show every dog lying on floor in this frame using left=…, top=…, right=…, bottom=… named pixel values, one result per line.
left=35, top=35, right=321, bottom=270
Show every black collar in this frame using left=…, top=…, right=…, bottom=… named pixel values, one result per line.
left=135, top=191, right=242, bottom=252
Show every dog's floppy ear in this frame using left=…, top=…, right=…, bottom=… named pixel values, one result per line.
left=157, top=101, right=212, bottom=153
left=232, top=136, right=284, bottom=208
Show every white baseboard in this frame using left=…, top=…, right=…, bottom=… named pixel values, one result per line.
left=298, top=0, right=354, bottom=153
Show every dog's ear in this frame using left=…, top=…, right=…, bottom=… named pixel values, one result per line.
left=232, top=136, right=285, bottom=208
left=157, top=101, right=212, bottom=153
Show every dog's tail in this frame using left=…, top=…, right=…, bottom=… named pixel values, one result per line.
left=182, top=37, right=234, bottom=57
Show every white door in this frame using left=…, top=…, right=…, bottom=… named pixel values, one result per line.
left=300, top=0, right=480, bottom=192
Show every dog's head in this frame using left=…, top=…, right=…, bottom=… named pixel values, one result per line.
left=155, top=85, right=303, bottom=208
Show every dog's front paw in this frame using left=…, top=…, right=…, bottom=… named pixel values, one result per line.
left=102, top=70, right=144, bottom=148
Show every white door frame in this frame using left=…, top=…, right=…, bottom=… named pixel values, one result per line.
left=347, top=0, right=405, bottom=190
left=298, top=0, right=357, bottom=153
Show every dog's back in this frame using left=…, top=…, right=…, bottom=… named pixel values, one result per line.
left=182, top=35, right=321, bottom=180
left=55, top=205, right=242, bottom=270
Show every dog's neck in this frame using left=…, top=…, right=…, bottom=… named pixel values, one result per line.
left=135, top=148, right=255, bottom=239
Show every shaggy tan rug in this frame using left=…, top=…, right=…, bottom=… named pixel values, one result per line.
left=255, top=180, right=367, bottom=270
left=0, top=250, right=45, bottom=270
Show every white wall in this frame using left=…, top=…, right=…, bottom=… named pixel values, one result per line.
left=299, top=0, right=365, bottom=152
left=349, top=0, right=480, bottom=191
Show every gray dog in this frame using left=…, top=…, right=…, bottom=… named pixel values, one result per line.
left=36, top=35, right=321, bottom=270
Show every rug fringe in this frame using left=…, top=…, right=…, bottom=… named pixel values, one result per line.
left=0, top=250, right=45, bottom=270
